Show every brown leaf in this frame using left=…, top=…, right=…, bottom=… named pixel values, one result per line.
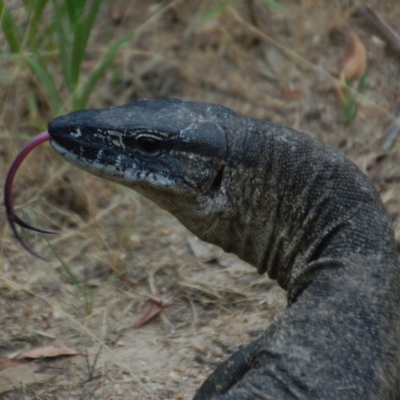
left=281, top=88, right=302, bottom=101
left=341, top=31, right=367, bottom=81
left=0, top=363, right=57, bottom=394
left=13, top=345, right=79, bottom=360
left=135, top=294, right=176, bottom=328
left=0, top=357, right=22, bottom=371
left=337, top=31, right=367, bottom=98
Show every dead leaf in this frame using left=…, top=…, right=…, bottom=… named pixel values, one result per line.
left=0, top=363, right=57, bottom=394
left=13, top=345, right=78, bottom=360
left=135, top=294, right=175, bottom=328
left=0, top=357, right=21, bottom=371
left=281, top=88, right=302, bottom=101
left=337, top=31, right=367, bottom=98
left=187, top=235, right=216, bottom=262
left=341, top=31, right=367, bottom=81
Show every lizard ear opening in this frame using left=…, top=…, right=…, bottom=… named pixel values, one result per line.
left=209, top=166, right=224, bottom=194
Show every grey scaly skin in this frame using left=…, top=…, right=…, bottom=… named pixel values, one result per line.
left=48, top=98, right=400, bottom=399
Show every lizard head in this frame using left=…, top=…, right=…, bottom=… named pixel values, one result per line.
left=48, top=98, right=235, bottom=237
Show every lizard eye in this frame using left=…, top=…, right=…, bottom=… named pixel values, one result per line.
left=136, top=136, right=162, bottom=154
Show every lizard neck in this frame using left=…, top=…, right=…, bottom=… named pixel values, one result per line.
left=150, top=119, right=396, bottom=304
left=108, top=113, right=395, bottom=305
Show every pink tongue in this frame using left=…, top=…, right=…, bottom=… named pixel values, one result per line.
left=4, top=131, right=56, bottom=260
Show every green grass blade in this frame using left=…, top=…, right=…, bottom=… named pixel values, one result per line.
left=200, top=0, right=238, bottom=23
left=0, top=0, right=22, bottom=52
left=343, top=72, right=368, bottom=122
left=45, top=238, right=84, bottom=295
left=260, top=0, right=286, bottom=12
left=24, top=0, right=50, bottom=49
left=53, top=0, right=72, bottom=89
left=65, top=0, right=86, bottom=29
left=344, top=98, right=358, bottom=122
left=0, top=52, right=17, bottom=61
left=0, top=74, right=10, bottom=84
left=23, top=0, right=49, bottom=29
left=75, top=30, right=135, bottom=109
left=26, top=56, right=63, bottom=112
left=357, top=71, right=368, bottom=92
left=70, top=0, right=102, bottom=89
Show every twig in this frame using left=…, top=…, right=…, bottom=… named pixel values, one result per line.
left=382, top=104, right=400, bottom=151
left=378, top=174, right=400, bottom=183
left=353, top=5, right=400, bottom=56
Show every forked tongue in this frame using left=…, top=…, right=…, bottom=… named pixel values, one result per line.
left=4, top=131, right=58, bottom=260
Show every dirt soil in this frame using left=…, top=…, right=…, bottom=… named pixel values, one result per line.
left=1, top=0, right=400, bottom=399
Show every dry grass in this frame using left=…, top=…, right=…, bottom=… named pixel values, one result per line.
left=1, top=0, right=400, bottom=398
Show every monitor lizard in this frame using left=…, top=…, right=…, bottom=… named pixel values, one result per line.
left=14, top=99, right=400, bottom=398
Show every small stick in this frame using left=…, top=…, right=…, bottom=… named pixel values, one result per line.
left=354, top=5, right=400, bottom=56
left=382, top=105, right=400, bottom=150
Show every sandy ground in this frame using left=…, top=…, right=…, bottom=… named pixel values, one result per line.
left=1, top=0, right=400, bottom=398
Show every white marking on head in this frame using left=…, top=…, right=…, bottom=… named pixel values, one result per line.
left=112, top=138, right=121, bottom=147
left=71, top=128, right=82, bottom=138
left=51, top=141, right=175, bottom=189
left=96, top=149, right=103, bottom=162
